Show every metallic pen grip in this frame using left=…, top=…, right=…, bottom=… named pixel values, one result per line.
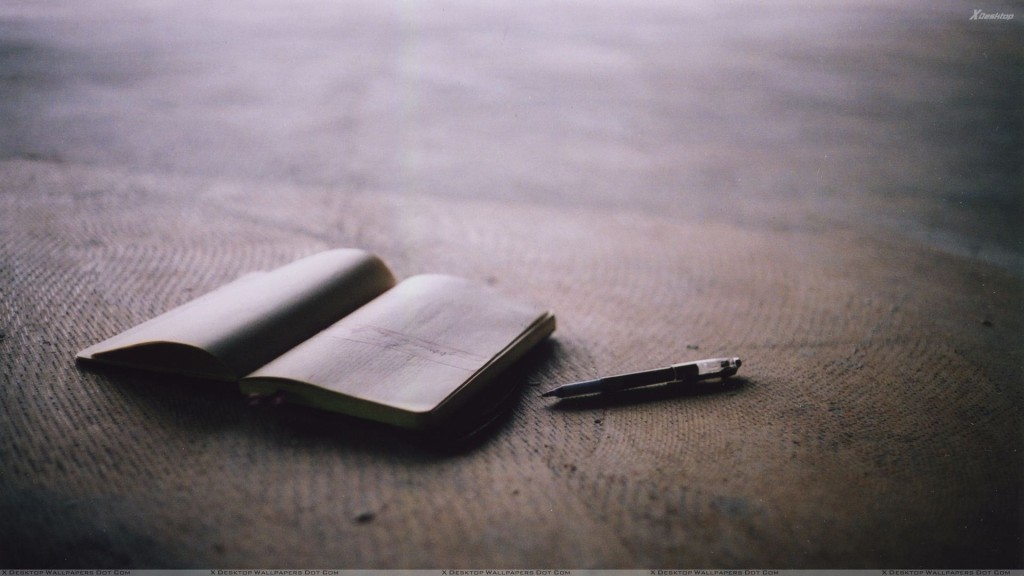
left=671, top=357, right=741, bottom=381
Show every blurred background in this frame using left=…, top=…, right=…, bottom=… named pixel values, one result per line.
left=2, top=0, right=1020, bottom=269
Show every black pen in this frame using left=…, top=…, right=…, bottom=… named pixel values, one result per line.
left=541, top=357, right=741, bottom=399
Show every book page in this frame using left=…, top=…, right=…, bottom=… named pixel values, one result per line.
left=77, top=249, right=396, bottom=379
left=242, top=274, right=555, bottom=428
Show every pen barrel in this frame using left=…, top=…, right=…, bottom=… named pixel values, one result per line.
left=671, top=363, right=700, bottom=381
left=595, top=366, right=677, bottom=393
left=546, top=357, right=741, bottom=398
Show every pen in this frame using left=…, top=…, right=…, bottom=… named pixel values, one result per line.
left=541, top=357, right=741, bottom=399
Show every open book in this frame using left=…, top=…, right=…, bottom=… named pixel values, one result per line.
left=76, top=249, right=556, bottom=429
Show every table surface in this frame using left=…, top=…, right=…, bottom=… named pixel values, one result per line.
left=1, top=0, right=1021, bottom=568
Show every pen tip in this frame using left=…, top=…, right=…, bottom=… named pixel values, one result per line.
left=540, top=390, right=557, bottom=398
